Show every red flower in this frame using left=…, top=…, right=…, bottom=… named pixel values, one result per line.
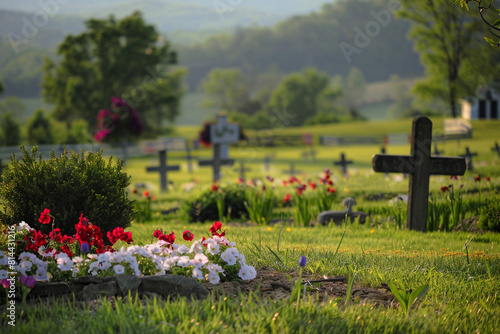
left=237, top=178, right=244, bottom=184
left=153, top=229, right=163, bottom=238
left=327, top=187, right=336, bottom=194
left=441, top=186, right=449, bottom=192
left=282, top=180, right=288, bottom=187
left=283, top=194, right=291, bottom=202
left=159, top=231, right=175, bottom=244
left=474, top=175, right=481, bottom=182
left=132, top=189, right=137, bottom=194
left=209, top=221, right=222, bottom=234
left=39, top=209, right=51, bottom=225
left=211, top=184, right=218, bottom=192
left=297, top=189, right=303, bottom=196
left=327, top=180, right=333, bottom=186
left=143, top=191, right=150, bottom=197
left=107, top=227, right=134, bottom=245
left=450, top=175, right=458, bottom=180
left=486, top=177, right=490, bottom=182
left=309, top=182, right=316, bottom=190
left=79, top=213, right=89, bottom=226
left=183, top=230, right=194, bottom=241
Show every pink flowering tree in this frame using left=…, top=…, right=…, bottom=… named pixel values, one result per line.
left=94, top=97, right=143, bottom=163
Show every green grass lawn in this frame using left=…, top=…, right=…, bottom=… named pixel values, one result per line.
left=2, top=118, right=500, bottom=333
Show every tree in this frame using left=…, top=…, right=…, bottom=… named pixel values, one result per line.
left=399, top=0, right=481, bottom=118
left=455, top=0, right=500, bottom=46
left=266, top=68, right=329, bottom=126
left=26, top=109, right=54, bottom=145
left=201, top=68, right=255, bottom=115
left=42, top=11, right=184, bottom=131
left=344, top=67, right=367, bottom=110
left=0, top=96, right=25, bottom=119
left=0, top=112, right=21, bottom=147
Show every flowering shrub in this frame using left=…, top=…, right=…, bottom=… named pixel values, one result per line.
left=94, top=97, right=143, bottom=143
left=1, top=216, right=256, bottom=290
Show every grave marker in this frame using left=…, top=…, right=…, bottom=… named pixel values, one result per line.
left=263, top=155, right=274, bottom=172
left=237, top=161, right=252, bottom=181
left=460, top=146, right=478, bottom=171
left=198, top=115, right=238, bottom=182
left=334, top=153, right=353, bottom=176
left=183, top=146, right=194, bottom=173
left=282, top=163, right=302, bottom=177
left=146, top=150, right=180, bottom=192
left=492, top=142, right=500, bottom=158
left=372, top=116, right=466, bottom=232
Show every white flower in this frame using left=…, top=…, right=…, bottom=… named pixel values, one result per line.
left=18, top=222, right=33, bottom=231
left=220, top=250, right=236, bottom=265
left=97, top=253, right=110, bottom=263
left=176, top=256, right=191, bottom=267
left=0, top=269, right=8, bottom=280
left=56, top=255, right=73, bottom=271
left=0, top=251, right=7, bottom=265
left=238, top=253, right=246, bottom=264
left=206, top=263, right=224, bottom=273
left=35, top=268, right=48, bottom=281
left=192, top=254, right=209, bottom=269
left=206, top=271, right=220, bottom=284
left=189, top=241, right=203, bottom=254
left=72, top=257, right=84, bottom=264
left=207, top=243, right=220, bottom=255
left=177, top=244, right=190, bottom=254
left=238, top=265, right=257, bottom=280
left=227, top=247, right=239, bottom=257
left=229, top=241, right=236, bottom=247
left=192, top=268, right=204, bottom=280
left=42, top=249, right=57, bottom=258
left=17, top=260, right=33, bottom=276
left=113, top=264, right=125, bottom=275
left=19, top=252, right=37, bottom=262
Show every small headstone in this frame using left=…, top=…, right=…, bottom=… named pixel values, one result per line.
left=460, top=146, right=478, bottom=171
left=198, top=115, right=238, bottom=182
left=341, top=197, right=357, bottom=211
left=146, top=150, right=180, bottom=192
left=334, top=153, right=353, bottom=176
left=371, top=116, right=466, bottom=232
left=317, top=211, right=368, bottom=226
left=282, top=163, right=302, bottom=177
left=492, top=142, right=500, bottom=158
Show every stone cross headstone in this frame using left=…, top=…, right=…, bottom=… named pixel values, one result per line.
left=460, top=146, right=478, bottom=171
left=237, top=161, right=252, bottom=181
left=198, top=115, right=238, bottom=182
left=372, top=116, right=466, bottom=232
left=491, top=142, right=500, bottom=158
left=282, top=163, right=302, bottom=177
left=146, top=150, right=180, bottom=192
left=334, top=153, right=353, bottom=176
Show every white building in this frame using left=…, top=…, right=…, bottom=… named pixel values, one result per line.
left=460, top=88, right=500, bottom=120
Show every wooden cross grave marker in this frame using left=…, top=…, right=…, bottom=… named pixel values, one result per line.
left=334, top=153, right=353, bottom=176
left=282, top=163, right=302, bottom=177
left=237, top=161, right=251, bottom=181
left=372, top=116, right=466, bottom=232
left=460, top=146, right=478, bottom=171
left=492, top=142, right=500, bottom=158
left=146, top=150, right=180, bottom=192
left=183, top=146, right=194, bottom=173
left=198, top=115, right=238, bottom=182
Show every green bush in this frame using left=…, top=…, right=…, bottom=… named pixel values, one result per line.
left=0, top=146, right=135, bottom=239
left=478, top=195, right=500, bottom=232
left=180, top=184, right=249, bottom=223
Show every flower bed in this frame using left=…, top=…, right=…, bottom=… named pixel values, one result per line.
left=1, top=211, right=256, bottom=303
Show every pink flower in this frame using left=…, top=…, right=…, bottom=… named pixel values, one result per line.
left=19, top=276, right=36, bottom=289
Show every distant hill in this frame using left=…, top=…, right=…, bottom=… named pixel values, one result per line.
left=0, top=0, right=329, bottom=33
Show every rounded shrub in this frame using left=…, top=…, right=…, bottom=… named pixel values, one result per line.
left=0, top=146, right=135, bottom=239
left=180, top=184, right=248, bottom=223
left=478, top=195, right=500, bottom=232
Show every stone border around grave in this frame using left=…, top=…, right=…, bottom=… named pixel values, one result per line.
left=25, top=274, right=209, bottom=302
